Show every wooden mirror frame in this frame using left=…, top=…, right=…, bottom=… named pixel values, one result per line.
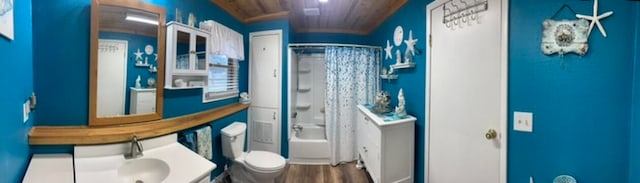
left=89, top=0, right=166, bottom=126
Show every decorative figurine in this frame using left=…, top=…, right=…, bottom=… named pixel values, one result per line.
left=395, top=88, right=407, bottom=117
left=147, top=77, right=156, bottom=88
left=404, top=48, right=412, bottom=64
left=239, top=92, right=251, bottom=104
left=135, top=75, right=141, bottom=88
left=374, top=91, right=391, bottom=113
left=382, top=67, right=388, bottom=76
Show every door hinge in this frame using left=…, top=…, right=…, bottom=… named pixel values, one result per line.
left=429, top=34, right=432, bottom=47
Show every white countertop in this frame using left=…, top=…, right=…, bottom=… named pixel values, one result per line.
left=357, top=104, right=417, bottom=126
left=74, top=134, right=216, bottom=183
left=23, top=154, right=74, bottom=183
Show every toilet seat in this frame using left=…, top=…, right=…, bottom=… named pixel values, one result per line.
left=244, top=151, right=286, bottom=172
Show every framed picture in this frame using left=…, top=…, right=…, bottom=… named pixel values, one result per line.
left=0, top=0, right=14, bottom=40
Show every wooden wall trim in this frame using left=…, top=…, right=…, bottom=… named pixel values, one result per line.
left=29, top=104, right=249, bottom=145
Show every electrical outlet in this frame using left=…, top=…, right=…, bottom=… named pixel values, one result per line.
left=514, top=111, right=533, bottom=132
left=23, top=100, right=30, bottom=123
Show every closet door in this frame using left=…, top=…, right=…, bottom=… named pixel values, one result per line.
left=250, top=107, right=279, bottom=152
left=250, top=33, right=280, bottom=107
left=249, top=30, right=282, bottom=153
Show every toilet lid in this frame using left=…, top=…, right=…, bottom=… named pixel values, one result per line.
left=245, top=151, right=286, bottom=171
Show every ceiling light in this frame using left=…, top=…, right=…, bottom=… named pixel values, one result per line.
left=319, top=0, right=328, bottom=3
left=125, top=12, right=158, bottom=25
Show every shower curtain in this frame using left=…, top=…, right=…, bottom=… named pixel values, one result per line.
left=325, top=46, right=380, bottom=165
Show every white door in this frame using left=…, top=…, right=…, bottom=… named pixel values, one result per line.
left=97, top=39, right=128, bottom=117
left=249, top=30, right=282, bottom=153
left=250, top=33, right=280, bottom=107
left=426, top=0, right=508, bottom=182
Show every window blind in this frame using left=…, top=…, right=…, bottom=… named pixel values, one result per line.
left=205, top=55, right=239, bottom=102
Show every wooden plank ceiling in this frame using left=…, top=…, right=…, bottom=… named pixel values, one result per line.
left=210, top=0, right=408, bottom=35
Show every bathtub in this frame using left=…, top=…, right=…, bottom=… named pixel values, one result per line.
left=288, top=124, right=330, bottom=165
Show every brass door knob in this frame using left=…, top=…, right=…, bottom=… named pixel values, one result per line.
left=485, top=129, right=497, bottom=140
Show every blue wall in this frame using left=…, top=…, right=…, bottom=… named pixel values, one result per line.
left=370, top=0, right=429, bottom=182
left=509, top=1, right=635, bottom=182
left=31, top=0, right=248, bottom=179
left=245, top=19, right=292, bottom=157
left=631, top=3, right=640, bottom=183
left=372, top=0, right=639, bottom=182
left=33, top=0, right=246, bottom=125
left=0, top=0, right=34, bottom=182
left=23, top=0, right=640, bottom=182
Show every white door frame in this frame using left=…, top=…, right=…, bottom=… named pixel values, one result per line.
left=248, top=29, right=283, bottom=153
left=424, top=0, right=509, bottom=182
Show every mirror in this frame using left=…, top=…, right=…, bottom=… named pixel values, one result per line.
left=89, top=0, right=166, bottom=126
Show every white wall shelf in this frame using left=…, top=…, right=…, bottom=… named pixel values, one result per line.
left=295, top=103, right=311, bottom=110
left=297, top=86, right=311, bottom=92
left=298, top=69, right=311, bottom=73
left=390, top=63, right=416, bottom=69
left=380, top=74, right=398, bottom=80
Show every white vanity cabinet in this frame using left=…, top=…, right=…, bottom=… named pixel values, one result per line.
left=165, top=22, right=210, bottom=89
left=129, top=87, right=156, bottom=114
left=356, top=105, right=415, bottom=183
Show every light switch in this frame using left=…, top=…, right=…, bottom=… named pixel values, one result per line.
left=23, top=100, right=30, bottom=123
left=514, top=111, right=533, bottom=132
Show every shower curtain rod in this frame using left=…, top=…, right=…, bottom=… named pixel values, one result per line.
left=289, top=43, right=381, bottom=50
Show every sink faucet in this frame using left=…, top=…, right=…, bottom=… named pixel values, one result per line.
left=124, top=135, right=144, bottom=159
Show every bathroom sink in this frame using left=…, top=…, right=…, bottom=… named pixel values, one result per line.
left=74, top=134, right=215, bottom=183
left=117, top=158, right=170, bottom=183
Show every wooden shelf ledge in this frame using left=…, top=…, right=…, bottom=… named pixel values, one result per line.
left=29, top=103, right=249, bottom=145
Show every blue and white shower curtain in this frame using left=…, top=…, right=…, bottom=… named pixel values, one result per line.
left=325, top=46, right=380, bottom=165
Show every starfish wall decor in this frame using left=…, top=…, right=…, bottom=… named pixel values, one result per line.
left=384, top=40, right=393, bottom=60
left=575, top=0, right=613, bottom=38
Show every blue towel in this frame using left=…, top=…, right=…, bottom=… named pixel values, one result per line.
left=178, top=132, right=196, bottom=151
left=196, top=126, right=213, bottom=160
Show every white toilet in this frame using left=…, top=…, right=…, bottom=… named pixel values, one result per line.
left=221, top=122, right=286, bottom=183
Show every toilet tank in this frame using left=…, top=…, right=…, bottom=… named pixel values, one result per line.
left=221, top=122, right=247, bottom=159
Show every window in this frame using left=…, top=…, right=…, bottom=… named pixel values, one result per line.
left=204, top=55, right=238, bottom=102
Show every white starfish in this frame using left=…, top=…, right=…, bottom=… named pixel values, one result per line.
left=134, top=48, right=144, bottom=61
left=404, top=30, right=418, bottom=56
left=576, top=0, right=613, bottom=37
left=384, top=40, right=393, bottom=60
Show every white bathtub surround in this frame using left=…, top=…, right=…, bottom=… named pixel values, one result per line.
left=289, top=124, right=330, bottom=164
left=74, top=134, right=215, bottom=183
left=288, top=51, right=330, bottom=164
left=325, top=46, right=380, bottom=165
